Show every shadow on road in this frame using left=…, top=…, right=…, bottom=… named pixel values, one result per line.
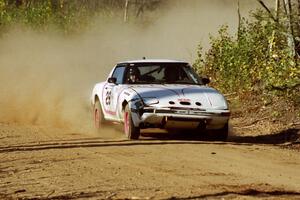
left=228, top=128, right=300, bottom=144
left=143, top=127, right=300, bottom=145
left=0, top=126, right=299, bottom=153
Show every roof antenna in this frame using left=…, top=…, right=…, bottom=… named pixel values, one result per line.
left=142, top=57, right=146, bottom=60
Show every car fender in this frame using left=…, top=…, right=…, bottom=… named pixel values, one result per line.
left=91, top=82, right=106, bottom=110
left=117, top=87, right=143, bottom=127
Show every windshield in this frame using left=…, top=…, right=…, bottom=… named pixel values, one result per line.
left=124, top=63, right=203, bottom=85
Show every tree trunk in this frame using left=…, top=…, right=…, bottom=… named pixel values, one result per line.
left=136, top=0, right=146, bottom=18
left=296, top=0, right=300, bottom=38
left=269, top=0, right=280, bottom=54
left=124, top=0, right=129, bottom=22
left=284, top=0, right=296, bottom=56
left=237, top=0, right=241, bottom=39
left=275, top=0, right=280, bottom=21
left=296, top=0, right=300, bottom=55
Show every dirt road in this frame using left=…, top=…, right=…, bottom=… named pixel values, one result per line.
left=0, top=122, right=300, bottom=199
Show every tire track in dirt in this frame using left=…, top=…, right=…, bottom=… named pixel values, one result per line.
left=0, top=140, right=227, bottom=153
left=1, top=124, right=300, bottom=199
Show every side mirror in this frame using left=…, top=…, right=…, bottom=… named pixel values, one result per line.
left=108, top=77, right=117, bottom=84
left=202, top=77, right=210, bottom=85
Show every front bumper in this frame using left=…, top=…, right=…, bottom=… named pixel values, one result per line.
left=132, top=107, right=230, bottom=129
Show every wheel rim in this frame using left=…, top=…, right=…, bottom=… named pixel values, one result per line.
left=124, top=111, right=129, bottom=135
left=94, top=108, right=100, bottom=128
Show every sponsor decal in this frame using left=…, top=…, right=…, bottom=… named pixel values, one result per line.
left=178, top=98, right=191, bottom=102
left=105, top=91, right=112, bottom=105
left=175, top=110, right=189, bottom=114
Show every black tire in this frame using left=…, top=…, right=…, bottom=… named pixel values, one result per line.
left=124, top=105, right=140, bottom=140
left=213, top=123, right=229, bottom=141
left=94, top=100, right=106, bottom=129
left=192, top=120, right=207, bottom=139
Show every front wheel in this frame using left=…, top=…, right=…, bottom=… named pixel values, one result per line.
left=213, top=123, right=229, bottom=141
left=94, top=100, right=106, bottom=129
left=124, top=105, right=140, bottom=140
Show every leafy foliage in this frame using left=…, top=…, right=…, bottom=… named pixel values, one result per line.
left=0, top=0, right=163, bottom=33
left=193, top=9, right=300, bottom=105
left=0, top=0, right=91, bottom=33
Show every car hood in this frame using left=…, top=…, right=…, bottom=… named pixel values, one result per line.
left=129, top=84, right=228, bottom=110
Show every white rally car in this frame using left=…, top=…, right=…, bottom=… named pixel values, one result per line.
left=91, top=59, right=230, bottom=140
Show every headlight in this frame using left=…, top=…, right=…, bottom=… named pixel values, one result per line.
left=134, top=100, right=143, bottom=108
left=143, top=97, right=159, bottom=106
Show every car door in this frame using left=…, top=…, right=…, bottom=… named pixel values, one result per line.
left=103, top=66, right=126, bottom=119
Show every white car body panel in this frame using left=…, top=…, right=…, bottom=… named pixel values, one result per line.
left=91, top=59, right=230, bottom=131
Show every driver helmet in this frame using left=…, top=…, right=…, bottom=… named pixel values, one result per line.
left=128, top=67, right=140, bottom=83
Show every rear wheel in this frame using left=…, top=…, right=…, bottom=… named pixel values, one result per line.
left=94, top=100, right=106, bottom=129
left=124, top=105, right=140, bottom=140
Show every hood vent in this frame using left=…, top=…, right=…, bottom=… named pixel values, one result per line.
left=180, top=101, right=191, bottom=106
left=169, top=101, right=175, bottom=105
left=195, top=102, right=202, bottom=106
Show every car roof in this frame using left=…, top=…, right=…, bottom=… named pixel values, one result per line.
left=117, top=59, right=188, bottom=65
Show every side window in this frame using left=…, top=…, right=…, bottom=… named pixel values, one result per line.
left=111, top=66, right=126, bottom=84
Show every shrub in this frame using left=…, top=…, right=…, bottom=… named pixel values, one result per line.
left=193, top=9, right=300, bottom=105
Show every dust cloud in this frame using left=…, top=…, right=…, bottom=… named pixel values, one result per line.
left=0, top=0, right=270, bottom=133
